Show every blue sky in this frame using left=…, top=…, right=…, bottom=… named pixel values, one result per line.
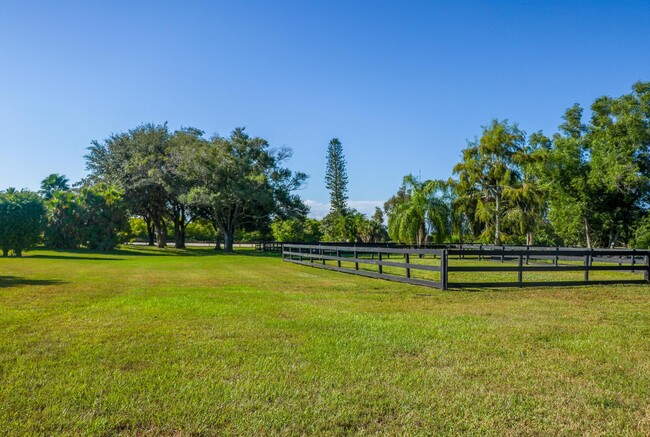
left=1, top=1, right=649, bottom=218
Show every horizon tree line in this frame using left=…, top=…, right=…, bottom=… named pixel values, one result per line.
left=1, top=80, right=649, bottom=255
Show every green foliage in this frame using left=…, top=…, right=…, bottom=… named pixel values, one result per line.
left=86, top=124, right=306, bottom=251
left=235, top=230, right=269, bottom=243
left=0, top=189, right=46, bottom=256
left=352, top=209, right=388, bottom=243
left=39, top=173, right=70, bottom=200
left=127, top=217, right=149, bottom=241
left=86, top=123, right=186, bottom=248
left=388, top=176, right=452, bottom=245
left=320, top=210, right=356, bottom=242
left=631, top=216, right=650, bottom=248
left=320, top=208, right=386, bottom=244
left=185, top=128, right=307, bottom=252
left=540, top=82, right=650, bottom=248
left=78, top=185, right=129, bottom=250
left=272, top=218, right=323, bottom=242
left=186, top=219, right=217, bottom=242
left=44, top=191, right=83, bottom=248
left=453, top=120, right=532, bottom=245
left=41, top=184, right=128, bottom=250
left=325, top=138, right=348, bottom=214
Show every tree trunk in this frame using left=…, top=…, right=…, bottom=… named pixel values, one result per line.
left=173, top=221, right=186, bottom=249
left=418, top=221, right=427, bottom=247
left=146, top=219, right=155, bottom=246
left=223, top=228, right=234, bottom=253
left=173, top=206, right=187, bottom=249
left=494, top=194, right=501, bottom=245
left=609, top=229, right=620, bottom=249
left=178, top=223, right=186, bottom=249
left=15, top=249, right=22, bottom=257
left=584, top=217, right=592, bottom=249
left=526, top=232, right=534, bottom=246
left=2, top=249, right=8, bottom=257
left=210, top=221, right=222, bottom=250
left=155, top=219, right=167, bottom=248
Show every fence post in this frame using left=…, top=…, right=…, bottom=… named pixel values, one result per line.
left=526, top=246, right=530, bottom=265
left=337, top=249, right=341, bottom=268
left=632, top=249, right=636, bottom=273
left=378, top=252, right=383, bottom=274
left=479, top=244, right=483, bottom=261
left=322, top=247, right=326, bottom=265
left=501, top=245, right=505, bottom=263
left=584, top=252, right=590, bottom=284
left=518, top=254, right=523, bottom=286
left=354, top=250, right=359, bottom=271
left=405, top=253, right=411, bottom=278
left=645, top=254, right=649, bottom=283
left=441, top=249, right=448, bottom=290
left=310, top=248, right=314, bottom=263
left=555, top=247, right=559, bottom=267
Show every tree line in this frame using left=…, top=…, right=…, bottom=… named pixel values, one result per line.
left=1, top=80, right=648, bottom=255
left=0, top=125, right=307, bottom=255
left=386, top=81, right=650, bottom=248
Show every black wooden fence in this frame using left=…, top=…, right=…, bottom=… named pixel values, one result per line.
left=255, top=242, right=283, bottom=252
left=281, top=243, right=650, bottom=290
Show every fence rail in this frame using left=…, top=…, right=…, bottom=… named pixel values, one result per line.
left=281, top=244, right=650, bottom=290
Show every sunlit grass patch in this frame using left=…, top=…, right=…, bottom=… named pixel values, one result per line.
left=0, top=247, right=649, bottom=434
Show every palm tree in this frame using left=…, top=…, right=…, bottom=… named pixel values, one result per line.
left=388, top=175, right=452, bottom=246
left=504, top=178, right=546, bottom=246
left=39, top=174, right=70, bottom=200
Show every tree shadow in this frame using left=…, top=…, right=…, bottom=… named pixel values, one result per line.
left=25, top=246, right=280, bottom=259
left=29, top=254, right=124, bottom=261
left=0, top=276, right=66, bottom=288
left=120, top=247, right=223, bottom=257
left=239, top=250, right=283, bottom=259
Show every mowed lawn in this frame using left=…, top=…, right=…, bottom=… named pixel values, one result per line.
left=1, top=247, right=649, bottom=435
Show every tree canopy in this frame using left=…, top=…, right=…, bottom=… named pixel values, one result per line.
left=184, top=128, right=307, bottom=252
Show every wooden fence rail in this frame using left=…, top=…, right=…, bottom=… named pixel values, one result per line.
left=281, top=244, right=650, bottom=290
left=282, top=244, right=446, bottom=288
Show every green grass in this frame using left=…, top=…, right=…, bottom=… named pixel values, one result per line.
left=1, top=246, right=649, bottom=435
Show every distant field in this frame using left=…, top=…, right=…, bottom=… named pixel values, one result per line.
left=1, top=247, right=649, bottom=435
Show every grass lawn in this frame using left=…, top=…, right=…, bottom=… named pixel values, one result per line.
left=1, top=246, right=649, bottom=435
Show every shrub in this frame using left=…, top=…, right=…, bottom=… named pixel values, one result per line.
left=0, top=189, right=46, bottom=256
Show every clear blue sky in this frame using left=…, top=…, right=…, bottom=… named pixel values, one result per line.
left=1, top=1, right=649, bottom=218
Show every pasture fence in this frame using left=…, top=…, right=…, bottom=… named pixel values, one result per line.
left=280, top=243, right=650, bottom=290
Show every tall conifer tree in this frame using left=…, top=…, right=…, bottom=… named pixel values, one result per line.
left=325, top=138, right=349, bottom=213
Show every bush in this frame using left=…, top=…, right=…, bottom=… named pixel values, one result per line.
left=271, top=218, right=322, bottom=242
left=632, top=216, right=650, bottom=248
left=44, top=191, right=84, bottom=248
left=0, top=189, right=46, bottom=256
left=79, top=185, right=128, bottom=250
left=186, top=219, right=217, bottom=241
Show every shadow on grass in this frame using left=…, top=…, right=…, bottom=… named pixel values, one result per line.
left=27, top=246, right=278, bottom=259
left=121, top=246, right=283, bottom=258
left=29, top=254, right=124, bottom=261
left=0, top=276, right=66, bottom=288
left=239, top=250, right=283, bottom=259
